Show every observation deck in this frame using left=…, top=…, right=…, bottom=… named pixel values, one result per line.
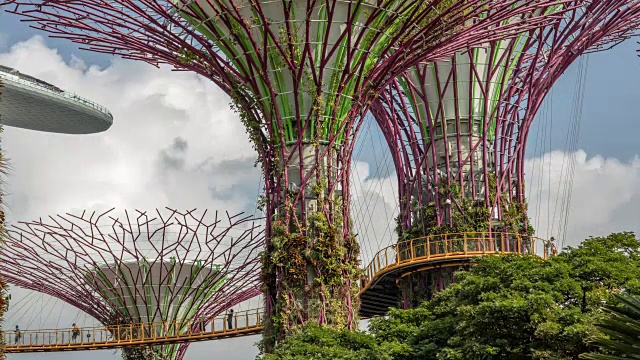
left=357, top=232, right=556, bottom=317
left=3, top=232, right=555, bottom=353
left=0, top=65, right=113, bottom=134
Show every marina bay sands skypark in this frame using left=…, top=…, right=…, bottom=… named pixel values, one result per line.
left=0, top=64, right=113, bottom=134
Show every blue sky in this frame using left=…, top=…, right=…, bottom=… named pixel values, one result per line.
left=2, top=7, right=640, bottom=360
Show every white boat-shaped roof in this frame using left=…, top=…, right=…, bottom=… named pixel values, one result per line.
left=0, top=65, right=113, bottom=134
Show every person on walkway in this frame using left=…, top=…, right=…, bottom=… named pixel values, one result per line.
left=199, top=317, right=206, bottom=333
left=72, top=323, right=80, bottom=342
left=226, top=309, right=234, bottom=330
left=14, top=325, right=21, bottom=344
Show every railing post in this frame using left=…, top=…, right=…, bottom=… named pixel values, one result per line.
left=426, top=236, right=430, bottom=258
left=445, top=234, right=449, bottom=254
left=385, top=249, right=389, bottom=268
left=517, top=235, right=521, bottom=254
left=530, top=237, right=535, bottom=256
left=464, top=233, right=468, bottom=254
left=410, top=239, right=415, bottom=260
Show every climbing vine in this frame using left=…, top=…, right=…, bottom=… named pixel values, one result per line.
left=399, top=265, right=463, bottom=309
left=398, top=174, right=534, bottom=241
left=122, top=346, right=165, bottom=360
left=260, top=177, right=361, bottom=353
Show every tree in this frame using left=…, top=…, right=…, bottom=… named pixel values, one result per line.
left=556, top=232, right=640, bottom=312
left=259, top=324, right=395, bottom=360
left=370, top=254, right=596, bottom=359
left=368, top=233, right=640, bottom=360
left=581, top=294, right=640, bottom=360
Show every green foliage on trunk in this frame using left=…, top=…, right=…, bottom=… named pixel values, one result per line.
left=122, top=346, right=165, bottom=360
left=260, top=191, right=361, bottom=352
left=398, top=175, right=534, bottom=240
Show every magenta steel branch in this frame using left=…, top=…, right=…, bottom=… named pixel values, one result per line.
left=1, top=0, right=577, bottom=343
left=0, top=208, right=263, bottom=357
left=372, top=0, right=640, bottom=235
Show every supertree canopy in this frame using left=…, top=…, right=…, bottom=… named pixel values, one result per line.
left=1, top=0, right=574, bottom=347
left=0, top=208, right=263, bottom=360
left=371, top=0, right=640, bottom=306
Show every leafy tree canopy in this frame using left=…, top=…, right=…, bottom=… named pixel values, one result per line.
left=370, top=254, right=595, bottom=360
left=261, top=232, right=640, bottom=360
left=556, top=232, right=640, bottom=295
left=259, top=324, right=397, bottom=360
left=369, top=232, right=640, bottom=360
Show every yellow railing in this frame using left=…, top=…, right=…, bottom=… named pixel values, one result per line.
left=360, top=232, right=556, bottom=291
left=4, top=308, right=263, bottom=352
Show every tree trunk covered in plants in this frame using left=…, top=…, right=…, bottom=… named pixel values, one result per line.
left=260, top=142, right=361, bottom=351
left=122, top=346, right=170, bottom=360
left=399, top=266, right=462, bottom=308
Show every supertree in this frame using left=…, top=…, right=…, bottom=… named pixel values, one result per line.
left=1, top=0, right=574, bottom=347
left=0, top=208, right=264, bottom=360
left=370, top=0, right=640, bottom=306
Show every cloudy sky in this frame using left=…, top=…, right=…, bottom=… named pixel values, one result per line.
left=1, top=8, right=640, bottom=360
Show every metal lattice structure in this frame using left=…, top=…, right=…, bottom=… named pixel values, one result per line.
left=1, top=0, right=575, bottom=346
left=371, top=0, right=640, bottom=305
left=0, top=208, right=264, bottom=360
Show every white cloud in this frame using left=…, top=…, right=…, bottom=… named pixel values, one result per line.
left=526, top=150, right=640, bottom=248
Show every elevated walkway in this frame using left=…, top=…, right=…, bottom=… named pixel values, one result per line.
left=358, top=232, right=555, bottom=317
left=5, top=309, right=263, bottom=353
left=4, top=232, right=555, bottom=353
